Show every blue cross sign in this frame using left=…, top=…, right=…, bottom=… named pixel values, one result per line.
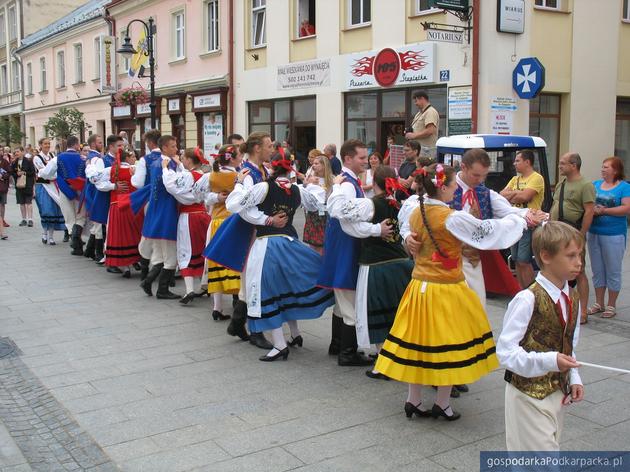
left=512, top=57, right=545, bottom=99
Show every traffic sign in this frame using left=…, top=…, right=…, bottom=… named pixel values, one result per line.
left=512, top=57, right=545, bottom=99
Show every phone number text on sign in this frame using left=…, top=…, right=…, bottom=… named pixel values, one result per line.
left=277, top=59, right=331, bottom=91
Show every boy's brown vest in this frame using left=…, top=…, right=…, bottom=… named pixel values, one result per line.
left=504, top=282, right=579, bottom=400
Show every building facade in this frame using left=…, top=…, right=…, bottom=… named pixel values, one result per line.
left=0, top=0, right=84, bottom=146
left=232, top=0, right=630, bottom=181
left=108, top=0, right=231, bottom=154
left=17, top=0, right=113, bottom=147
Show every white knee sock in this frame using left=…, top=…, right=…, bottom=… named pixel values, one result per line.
left=436, top=386, right=452, bottom=410
left=184, top=276, right=194, bottom=294
left=47, top=228, right=55, bottom=242
left=270, top=327, right=287, bottom=350
left=287, top=320, right=300, bottom=338
left=213, top=293, right=222, bottom=312
left=407, top=384, right=423, bottom=406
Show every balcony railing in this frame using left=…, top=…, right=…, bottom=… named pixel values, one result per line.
left=0, top=90, right=22, bottom=107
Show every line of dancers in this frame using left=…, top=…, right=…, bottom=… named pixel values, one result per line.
left=34, top=130, right=587, bottom=450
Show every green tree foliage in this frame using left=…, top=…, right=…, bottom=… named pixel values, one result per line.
left=43, top=107, right=88, bottom=150
left=0, top=119, right=25, bottom=146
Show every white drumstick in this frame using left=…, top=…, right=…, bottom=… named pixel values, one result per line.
left=579, top=361, right=630, bottom=375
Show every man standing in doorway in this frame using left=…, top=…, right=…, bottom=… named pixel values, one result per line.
left=323, top=143, right=342, bottom=175
left=405, top=90, right=439, bottom=159
left=550, top=152, right=595, bottom=324
left=500, top=150, right=545, bottom=288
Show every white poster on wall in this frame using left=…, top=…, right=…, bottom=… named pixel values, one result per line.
left=203, top=113, right=223, bottom=156
left=490, top=111, right=514, bottom=135
left=277, top=59, right=331, bottom=91
left=346, top=42, right=436, bottom=90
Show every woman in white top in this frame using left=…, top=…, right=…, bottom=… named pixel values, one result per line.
left=302, top=151, right=333, bottom=254
left=360, top=152, right=384, bottom=199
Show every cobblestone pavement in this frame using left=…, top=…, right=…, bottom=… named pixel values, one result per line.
left=1, top=192, right=630, bottom=471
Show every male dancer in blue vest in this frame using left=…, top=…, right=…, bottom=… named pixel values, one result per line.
left=89, top=135, right=124, bottom=271
left=319, top=139, right=388, bottom=366
left=83, top=134, right=105, bottom=261
left=131, top=129, right=163, bottom=281
left=39, top=136, right=87, bottom=255
left=135, top=134, right=180, bottom=299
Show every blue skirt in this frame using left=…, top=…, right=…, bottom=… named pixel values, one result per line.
left=248, top=236, right=335, bottom=332
left=203, top=214, right=254, bottom=273
left=34, top=185, right=65, bottom=231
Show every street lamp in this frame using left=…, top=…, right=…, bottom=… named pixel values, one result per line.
left=117, top=17, right=157, bottom=129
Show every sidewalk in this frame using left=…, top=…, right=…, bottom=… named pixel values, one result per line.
left=1, top=193, right=629, bottom=471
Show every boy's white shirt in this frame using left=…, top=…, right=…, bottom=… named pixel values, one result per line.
left=497, top=272, right=582, bottom=387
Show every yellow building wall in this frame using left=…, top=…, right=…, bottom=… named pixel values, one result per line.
left=530, top=8, right=573, bottom=92
left=339, top=1, right=372, bottom=53
left=244, top=0, right=267, bottom=70
left=405, top=9, right=450, bottom=44
left=618, top=22, right=630, bottom=96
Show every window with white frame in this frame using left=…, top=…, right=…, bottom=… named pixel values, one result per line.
left=0, top=14, right=5, bottom=46
left=0, top=64, right=7, bottom=95
left=11, top=60, right=18, bottom=91
left=349, top=0, right=370, bottom=26
left=26, top=62, right=32, bottom=95
left=205, top=0, right=220, bottom=51
left=56, top=51, right=65, bottom=88
left=172, top=10, right=185, bottom=59
left=251, top=0, right=266, bottom=47
left=8, top=5, right=16, bottom=40
left=534, top=0, right=559, bottom=8
left=74, top=43, right=83, bottom=83
left=624, top=0, right=630, bottom=20
left=296, top=0, right=315, bottom=38
left=94, top=37, right=101, bottom=79
left=40, top=57, right=46, bottom=91
left=416, top=0, right=439, bottom=14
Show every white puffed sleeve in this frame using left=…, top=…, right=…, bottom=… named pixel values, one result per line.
left=162, top=168, right=198, bottom=205
left=338, top=200, right=381, bottom=239
left=93, top=167, right=115, bottom=192
left=85, top=157, right=104, bottom=180
left=230, top=183, right=270, bottom=225
left=399, top=195, right=420, bottom=242
left=131, top=158, right=147, bottom=188
left=445, top=212, right=527, bottom=250
left=297, top=184, right=326, bottom=213
left=38, top=157, right=58, bottom=180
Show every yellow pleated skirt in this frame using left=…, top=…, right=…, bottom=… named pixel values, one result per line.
left=207, top=217, right=241, bottom=294
left=374, top=278, right=498, bottom=386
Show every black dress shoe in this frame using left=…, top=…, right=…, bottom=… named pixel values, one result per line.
left=133, top=262, right=141, bottom=271
left=259, top=347, right=289, bottom=362
left=19, top=220, right=27, bottom=227
left=28, top=220, right=33, bottom=227
left=41, top=237, right=47, bottom=244
left=404, top=402, right=432, bottom=419
left=249, top=332, right=273, bottom=350
left=122, top=270, right=131, bottom=279
left=365, top=370, right=390, bottom=381
left=431, top=404, right=461, bottom=421
left=455, top=384, right=469, bottom=393
left=179, top=292, right=196, bottom=305
left=107, top=266, right=123, bottom=274
left=212, top=310, right=230, bottom=321
left=63, top=230, right=70, bottom=242
left=287, top=335, right=303, bottom=347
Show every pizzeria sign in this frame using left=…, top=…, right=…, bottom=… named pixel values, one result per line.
left=346, top=42, right=436, bottom=90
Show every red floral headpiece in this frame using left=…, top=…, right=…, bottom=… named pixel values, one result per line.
left=412, top=168, right=427, bottom=177
left=194, top=147, right=209, bottom=165
left=271, top=158, right=293, bottom=173
left=431, top=164, right=446, bottom=188
left=384, top=177, right=407, bottom=208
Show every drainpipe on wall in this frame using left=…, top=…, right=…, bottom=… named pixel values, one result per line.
left=102, top=8, right=116, bottom=37
left=471, top=0, right=480, bottom=133
left=228, top=0, right=234, bottom=135
left=17, top=0, right=25, bottom=144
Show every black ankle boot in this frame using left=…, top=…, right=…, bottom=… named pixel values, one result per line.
left=338, top=323, right=372, bottom=366
left=227, top=300, right=249, bottom=341
left=140, top=263, right=163, bottom=296
left=63, top=229, right=70, bottom=242
left=93, top=238, right=105, bottom=264
left=139, top=257, right=150, bottom=282
left=328, top=315, right=342, bottom=356
left=70, top=225, right=84, bottom=256
left=83, top=235, right=96, bottom=259
left=156, top=268, right=180, bottom=299
left=249, top=332, right=273, bottom=350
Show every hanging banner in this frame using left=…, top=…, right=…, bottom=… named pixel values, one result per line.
left=346, top=42, right=436, bottom=90
left=277, top=58, right=331, bottom=91
left=448, top=86, right=472, bottom=135
left=128, top=27, right=149, bottom=78
left=99, top=36, right=117, bottom=94
left=203, top=113, right=223, bottom=156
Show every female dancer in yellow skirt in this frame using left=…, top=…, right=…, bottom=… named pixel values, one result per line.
left=193, top=145, right=242, bottom=320
left=375, top=164, right=530, bottom=421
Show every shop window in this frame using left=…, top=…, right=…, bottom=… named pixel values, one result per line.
left=347, top=121, right=377, bottom=153
left=56, top=51, right=65, bottom=88
left=296, top=0, right=315, bottom=38
left=250, top=100, right=272, bottom=123
left=529, top=93, right=560, bottom=184
left=172, top=10, right=185, bottom=59
left=205, top=0, right=220, bottom=52
left=408, top=87, right=447, bottom=138
left=347, top=93, right=377, bottom=119
left=293, top=98, right=316, bottom=121
left=615, top=98, right=630, bottom=172
left=535, top=0, right=559, bottom=9
left=251, top=0, right=266, bottom=47
left=349, top=0, right=371, bottom=26
left=382, top=91, right=406, bottom=118
left=274, top=100, right=290, bottom=122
